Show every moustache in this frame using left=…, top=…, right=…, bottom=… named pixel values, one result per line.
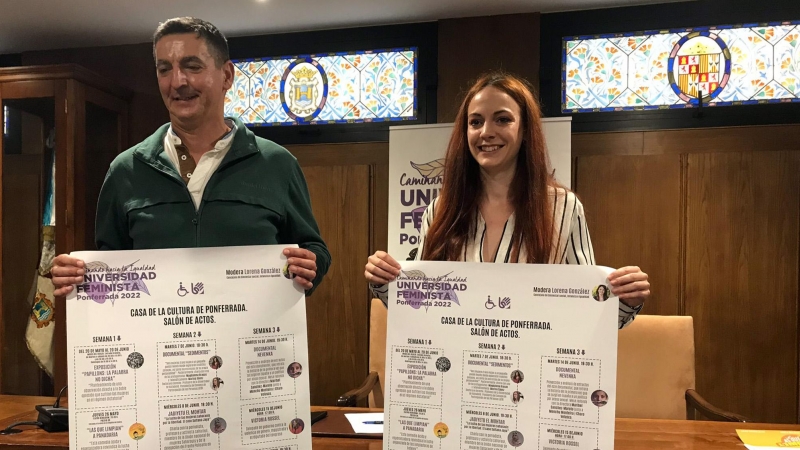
left=174, top=88, right=200, bottom=98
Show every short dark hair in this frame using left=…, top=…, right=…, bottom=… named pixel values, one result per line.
left=152, top=17, right=230, bottom=67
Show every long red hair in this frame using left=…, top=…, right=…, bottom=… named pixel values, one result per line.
left=422, top=72, right=557, bottom=263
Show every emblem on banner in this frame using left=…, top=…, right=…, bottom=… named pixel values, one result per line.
left=30, top=292, right=54, bottom=328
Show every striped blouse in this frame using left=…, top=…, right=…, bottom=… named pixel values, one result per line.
left=373, top=187, right=642, bottom=328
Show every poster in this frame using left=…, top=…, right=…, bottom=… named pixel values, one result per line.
left=66, top=245, right=311, bottom=450
left=385, top=261, right=617, bottom=450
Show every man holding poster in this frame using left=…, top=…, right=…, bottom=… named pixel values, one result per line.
left=52, top=17, right=330, bottom=295
left=66, top=245, right=314, bottom=450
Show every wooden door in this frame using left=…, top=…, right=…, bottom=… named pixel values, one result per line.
left=575, top=153, right=683, bottom=316
left=288, top=142, right=388, bottom=405
left=685, top=151, right=799, bottom=423
left=574, top=125, right=800, bottom=423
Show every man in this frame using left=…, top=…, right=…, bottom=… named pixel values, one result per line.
left=52, top=17, right=330, bottom=295
left=212, top=418, right=226, bottom=434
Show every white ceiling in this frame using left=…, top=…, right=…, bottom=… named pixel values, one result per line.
left=0, top=0, right=688, bottom=54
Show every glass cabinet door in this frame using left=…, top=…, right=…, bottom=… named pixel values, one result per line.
left=1, top=88, right=56, bottom=396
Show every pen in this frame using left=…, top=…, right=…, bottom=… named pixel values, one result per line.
left=362, top=421, right=384, bottom=424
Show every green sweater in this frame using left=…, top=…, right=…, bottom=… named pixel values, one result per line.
left=95, top=117, right=330, bottom=294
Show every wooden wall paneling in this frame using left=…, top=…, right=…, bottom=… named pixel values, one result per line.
left=685, top=151, right=799, bottom=424
left=287, top=142, right=388, bottom=167
left=286, top=142, right=388, bottom=406
left=288, top=142, right=389, bottom=265
left=643, top=125, right=800, bottom=155
left=84, top=85, right=128, bottom=118
left=437, top=13, right=541, bottom=123
left=299, top=165, right=371, bottom=405
left=575, top=154, right=682, bottom=316
left=128, top=94, right=167, bottom=144
left=572, top=131, right=644, bottom=157
left=371, top=163, right=389, bottom=257
left=679, top=154, right=688, bottom=317
left=1, top=155, right=44, bottom=395
left=83, top=85, right=129, bottom=156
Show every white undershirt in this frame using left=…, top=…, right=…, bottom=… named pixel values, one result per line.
left=163, top=119, right=237, bottom=210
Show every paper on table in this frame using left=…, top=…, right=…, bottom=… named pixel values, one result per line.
left=737, top=429, right=800, bottom=449
left=345, top=413, right=384, bottom=434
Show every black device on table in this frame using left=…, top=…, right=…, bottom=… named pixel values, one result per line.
left=310, top=411, right=328, bottom=425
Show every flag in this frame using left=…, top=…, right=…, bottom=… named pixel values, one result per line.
left=26, top=129, right=56, bottom=377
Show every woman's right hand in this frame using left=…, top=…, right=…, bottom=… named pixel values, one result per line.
left=51, top=254, right=86, bottom=296
left=364, top=251, right=401, bottom=285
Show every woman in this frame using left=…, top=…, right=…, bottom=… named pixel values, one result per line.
left=365, top=72, right=649, bottom=328
left=287, top=362, right=303, bottom=378
left=595, top=285, right=610, bottom=302
left=591, top=390, right=609, bottom=406
left=209, top=356, right=222, bottom=370
left=290, top=418, right=305, bottom=434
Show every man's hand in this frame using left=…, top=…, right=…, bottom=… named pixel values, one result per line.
left=283, top=248, right=317, bottom=291
left=51, top=254, right=86, bottom=296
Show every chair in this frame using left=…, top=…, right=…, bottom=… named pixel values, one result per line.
left=338, top=298, right=387, bottom=407
left=339, top=306, right=748, bottom=421
left=617, top=315, right=748, bottom=421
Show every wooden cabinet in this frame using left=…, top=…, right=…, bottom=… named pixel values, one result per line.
left=0, top=65, right=130, bottom=395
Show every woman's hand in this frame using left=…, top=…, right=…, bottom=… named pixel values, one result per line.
left=364, top=251, right=401, bottom=285
left=608, top=266, right=650, bottom=307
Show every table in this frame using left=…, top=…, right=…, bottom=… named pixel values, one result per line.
left=1, top=396, right=798, bottom=449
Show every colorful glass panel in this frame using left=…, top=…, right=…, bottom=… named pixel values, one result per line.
left=225, top=48, right=417, bottom=125
left=563, top=21, right=800, bottom=112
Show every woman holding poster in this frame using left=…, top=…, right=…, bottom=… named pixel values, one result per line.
left=365, top=72, right=649, bottom=328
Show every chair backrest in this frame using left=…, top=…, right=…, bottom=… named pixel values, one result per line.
left=616, top=315, right=696, bottom=420
left=368, top=298, right=388, bottom=408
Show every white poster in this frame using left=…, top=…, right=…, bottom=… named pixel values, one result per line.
left=385, top=261, right=617, bottom=450
left=66, top=245, right=311, bottom=450
left=388, top=118, right=571, bottom=260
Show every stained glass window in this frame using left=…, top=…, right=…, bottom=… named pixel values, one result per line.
left=562, top=21, right=800, bottom=112
left=224, top=48, right=417, bottom=125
